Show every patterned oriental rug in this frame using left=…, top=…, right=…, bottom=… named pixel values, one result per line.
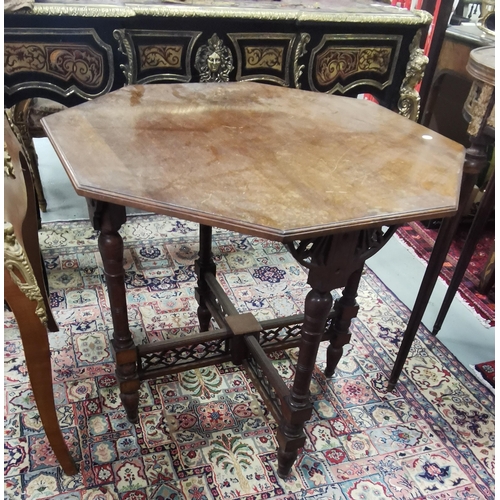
left=395, top=221, right=495, bottom=327
left=4, top=215, right=495, bottom=500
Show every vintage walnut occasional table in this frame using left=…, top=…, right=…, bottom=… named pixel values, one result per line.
left=42, top=82, right=464, bottom=477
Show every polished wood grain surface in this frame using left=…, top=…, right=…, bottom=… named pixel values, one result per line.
left=4, top=115, right=77, bottom=475
left=42, top=82, right=464, bottom=241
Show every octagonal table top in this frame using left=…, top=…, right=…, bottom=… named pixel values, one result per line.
left=42, top=82, right=464, bottom=242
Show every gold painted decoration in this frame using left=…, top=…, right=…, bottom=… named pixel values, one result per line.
left=294, top=33, right=311, bottom=89
left=5, top=43, right=104, bottom=87
left=4, top=221, right=48, bottom=326
left=316, top=46, right=391, bottom=86
left=139, top=45, right=183, bottom=70
left=398, top=31, right=428, bottom=122
left=244, top=47, right=283, bottom=70
left=195, top=34, right=234, bottom=83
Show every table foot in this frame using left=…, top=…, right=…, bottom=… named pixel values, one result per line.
left=325, top=267, right=362, bottom=377
left=276, top=430, right=302, bottom=478
left=119, top=376, right=141, bottom=423
left=277, top=451, right=297, bottom=479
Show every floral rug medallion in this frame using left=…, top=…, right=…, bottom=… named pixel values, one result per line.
left=4, top=215, right=495, bottom=499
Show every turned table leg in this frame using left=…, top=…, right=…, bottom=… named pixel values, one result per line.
left=432, top=170, right=495, bottom=334
left=90, top=200, right=140, bottom=423
left=388, top=135, right=491, bottom=391
left=277, top=287, right=332, bottom=477
left=195, top=224, right=216, bottom=332
left=325, top=266, right=363, bottom=377
left=277, top=228, right=393, bottom=476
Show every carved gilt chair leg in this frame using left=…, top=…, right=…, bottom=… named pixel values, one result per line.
left=5, top=270, right=78, bottom=476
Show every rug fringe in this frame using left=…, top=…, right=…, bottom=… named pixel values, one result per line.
left=469, top=364, right=495, bottom=394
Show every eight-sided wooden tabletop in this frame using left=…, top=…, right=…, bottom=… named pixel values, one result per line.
left=42, top=82, right=465, bottom=242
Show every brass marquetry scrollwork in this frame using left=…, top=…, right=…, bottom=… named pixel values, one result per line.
left=4, top=42, right=104, bottom=87
left=4, top=222, right=48, bottom=326
left=195, top=33, right=234, bottom=83
left=308, top=34, right=401, bottom=94
left=140, top=45, right=183, bottom=70
left=244, top=47, right=284, bottom=70
left=114, top=29, right=201, bottom=85
left=228, top=33, right=296, bottom=86
left=398, top=31, right=428, bottom=122
left=4, top=28, right=114, bottom=99
left=294, top=33, right=311, bottom=89
left=316, top=46, right=392, bottom=86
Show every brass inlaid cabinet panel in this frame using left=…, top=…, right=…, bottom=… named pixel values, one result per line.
left=5, top=1, right=431, bottom=116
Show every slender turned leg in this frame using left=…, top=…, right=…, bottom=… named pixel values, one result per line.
left=195, top=224, right=216, bottom=332
left=276, top=229, right=395, bottom=476
left=388, top=137, right=490, bottom=392
left=92, top=201, right=140, bottom=423
left=325, top=267, right=363, bottom=377
left=432, top=171, right=495, bottom=335
left=277, top=288, right=332, bottom=477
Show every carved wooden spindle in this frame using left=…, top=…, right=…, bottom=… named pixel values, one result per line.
left=277, top=288, right=332, bottom=477
left=325, top=266, right=363, bottom=377
left=276, top=228, right=395, bottom=476
left=195, top=224, right=216, bottom=332
left=91, top=200, right=140, bottom=423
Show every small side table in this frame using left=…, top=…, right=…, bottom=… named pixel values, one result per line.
left=432, top=45, right=495, bottom=333
left=42, top=82, right=464, bottom=476
left=389, top=46, right=495, bottom=390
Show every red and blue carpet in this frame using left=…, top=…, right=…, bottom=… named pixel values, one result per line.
left=395, top=221, right=494, bottom=327
left=4, top=215, right=495, bottom=499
